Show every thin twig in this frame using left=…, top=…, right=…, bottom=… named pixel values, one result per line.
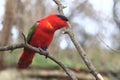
left=22, top=32, right=27, bottom=44
left=53, top=0, right=104, bottom=80
left=97, top=33, right=120, bottom=53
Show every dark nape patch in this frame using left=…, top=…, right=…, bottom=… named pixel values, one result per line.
left=56, top=15, right=68, bottom=21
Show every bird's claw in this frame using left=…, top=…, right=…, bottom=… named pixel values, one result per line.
left=38, top=47, right=49, bottom=59
left=44, top=52, right=49, bottom=59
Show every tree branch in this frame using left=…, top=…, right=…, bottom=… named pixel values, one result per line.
left=53, top=0, right=104, bottom=80
left=0, top=43, right=77, bottom=80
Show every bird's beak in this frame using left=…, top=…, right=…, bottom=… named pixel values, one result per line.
left=65, top=22, right=69, bottom=29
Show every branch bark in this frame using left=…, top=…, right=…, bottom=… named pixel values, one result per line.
left=113, top=0, right=120, bottom=29
left=53, top=0, right=104, bottom=80
left=0, top=43, right=77, bottom=80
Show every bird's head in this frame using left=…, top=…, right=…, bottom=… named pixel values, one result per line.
left=56, top=14, right=69, bottom=28
left=45, top=14, right=69, bottom=30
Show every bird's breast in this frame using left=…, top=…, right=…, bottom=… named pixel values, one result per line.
left=29, top=26, right=54, bottom=49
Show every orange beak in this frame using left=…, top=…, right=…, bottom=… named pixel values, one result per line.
left=65, top=22, right=69, bottom=29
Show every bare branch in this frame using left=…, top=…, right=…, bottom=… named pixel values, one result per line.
left=0, top=43, right=77, bottom=80
left=0, top=43, right=25, bottom=51
left=53, top=0, right=104, bottom=80
left=97, top=33, right=120, bottom=53
left=22, top=32, right=27, bottom=44
left=113, top=0, right=120, bottom=29
left=53, top=0, right=64, bottom=15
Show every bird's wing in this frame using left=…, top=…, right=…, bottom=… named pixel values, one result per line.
left=26, top=22, right=39, bottom=43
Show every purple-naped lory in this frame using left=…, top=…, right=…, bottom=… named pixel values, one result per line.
left=18, top=14, right=69, bottom=68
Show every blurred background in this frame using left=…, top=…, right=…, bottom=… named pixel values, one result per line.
left=0, top=0, right=120, bottom=80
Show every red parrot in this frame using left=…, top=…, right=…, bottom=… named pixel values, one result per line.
left=18, top=14, right=68, bottom=68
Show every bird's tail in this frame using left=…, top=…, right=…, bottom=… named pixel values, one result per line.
left=18, top=49, right=35, bottom=68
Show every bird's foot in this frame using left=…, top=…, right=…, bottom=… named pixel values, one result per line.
left=37, top=47, right=49, bottom=59
left=44, top=52, right=49, bottom=59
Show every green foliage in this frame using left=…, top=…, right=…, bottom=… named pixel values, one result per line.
left=3, top=49, right=22, bottom=66
left=32, top=54, right=60, bottom=69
